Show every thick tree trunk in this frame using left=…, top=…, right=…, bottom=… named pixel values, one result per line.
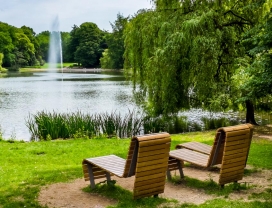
left=245, top=100, right=258, bottom=125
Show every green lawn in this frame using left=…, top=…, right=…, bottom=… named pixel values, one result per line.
left=0, top=130, right=271, bottom=207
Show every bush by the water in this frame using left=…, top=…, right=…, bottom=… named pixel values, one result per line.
left=26, top=110, right=241, bottom=141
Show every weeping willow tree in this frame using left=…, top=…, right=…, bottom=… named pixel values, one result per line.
left=124, top=0, right=271, bottom=119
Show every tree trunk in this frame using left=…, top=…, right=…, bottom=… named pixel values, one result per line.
left=245, top=100, right=258, bottom=125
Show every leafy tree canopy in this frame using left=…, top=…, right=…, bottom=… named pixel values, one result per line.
left=102, top=13, right=129, bottom=69
left=124, top=0, right=271, bottom=116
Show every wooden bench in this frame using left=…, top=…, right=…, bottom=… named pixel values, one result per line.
left=82, top=132, right=171, bottom=199
left=168, top=124, right=253, bottom=186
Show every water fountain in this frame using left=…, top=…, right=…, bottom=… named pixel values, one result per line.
left=48, top=16, right=63, bottom=73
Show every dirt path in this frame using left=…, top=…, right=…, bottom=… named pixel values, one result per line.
left=38, top=166, right=272, bottom=208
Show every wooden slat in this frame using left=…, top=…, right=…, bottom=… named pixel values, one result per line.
left=221, top=160, right=246, bottom=169
left=137, top=153, right=168, bottom=163
left=222, top=156, right=247, bottom=165
left=134, top=176, right=166, bottom=188
left=177, top=141, right=212, bottom=155
left=135, top=167, right=167, bottom=177
left=222, top=152, right=248, bottom=161
left=135, top=132, right=170, bottom=141
left=138, top=138, right=171, bottom=147
left=225, top=129, right=250, bottom=138
left=170, top=149, right=209, bottom=167
left=134, top=181, right=165, bottom=192
left=137, top=156, right=168, bottom=168
left=219, top=173, right=244, bottom=184
left=136, top=163, right=168, bottom=172
left=220, top=169, right=244, bottom=179
left=134, top=172, right=166, bottom=183
left=220, top=165, right=245, bottom=174
left=223, top=142, right=249, bottom=152
left=225, top=138, right=250, bottom=147
left=138, top=147, right=170, bottom=158
left=138, top=143, right=171, bottom=153
left=134, top=187, right=164, bottom=198
left=223, top=148, right=249, bottom=157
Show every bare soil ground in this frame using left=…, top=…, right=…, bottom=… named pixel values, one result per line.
left=38, top=125, right=272, bottom=208
left=38, top=166, right=272, bottom=208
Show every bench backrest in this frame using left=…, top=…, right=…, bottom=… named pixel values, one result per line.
left=131, top=132, right=171, bottom=199
left=207, top=124, right=253, bottom=168
left=218, top=123, right=253, bottom=185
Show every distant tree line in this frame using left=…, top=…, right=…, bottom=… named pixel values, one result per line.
left=0, top=13, right=128, bottom=70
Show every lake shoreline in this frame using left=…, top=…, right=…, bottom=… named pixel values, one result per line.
left=19, top=67, right=122, bottom=73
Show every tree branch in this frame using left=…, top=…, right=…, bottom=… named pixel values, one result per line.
left=222, top=21, right=251, bottom=27
left=224, top=10, right=253, bottom=25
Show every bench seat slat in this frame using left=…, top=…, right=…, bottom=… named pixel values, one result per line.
left=170, top=149, right=209, bottom=167
left=177, top=141, right=211, bottom=155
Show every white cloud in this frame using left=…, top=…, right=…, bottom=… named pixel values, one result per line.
left=0, top=0, right=153, bottom=34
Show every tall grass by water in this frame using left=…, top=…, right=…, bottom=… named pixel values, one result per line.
left=26, top=110, right=241, bottom=141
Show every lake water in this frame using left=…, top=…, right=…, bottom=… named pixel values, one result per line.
left=0, top=71, right=137, bottom=141
left=0, top=70, right=271, bottom=141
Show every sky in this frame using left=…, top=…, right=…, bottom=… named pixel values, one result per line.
left=0, top=0, right=153, bottom=34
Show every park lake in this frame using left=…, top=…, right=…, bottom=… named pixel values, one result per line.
left=0, top=70, right=137, bottom=140
left=0, top=70, right=271, bottom=141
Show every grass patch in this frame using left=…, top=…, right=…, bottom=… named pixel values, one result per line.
left=247, top=138, right=272, bottom=169
left=249, top=188, right=272, bottom=201
left=0, top=138, right=130, bottom=207
left=198, top=199, right=272, bottom=208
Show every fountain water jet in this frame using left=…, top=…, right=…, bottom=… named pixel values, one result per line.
left=48, top=16, right=63, bottom=73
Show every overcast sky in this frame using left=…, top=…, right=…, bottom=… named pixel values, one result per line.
left=0, top=0, right=153, bottom=34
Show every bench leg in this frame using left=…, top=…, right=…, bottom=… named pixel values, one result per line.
left=166, top=170, right=172, bottom=180
left=106, top=172, right=111, bottom=182
left=87, top=163, right=96, bottom=189
left=177, top=160, right=184, bottom=178
left=167, top=160, right=184, bottom=180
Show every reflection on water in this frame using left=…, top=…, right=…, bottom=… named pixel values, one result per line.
left=0, top=71, right=136, bottom=140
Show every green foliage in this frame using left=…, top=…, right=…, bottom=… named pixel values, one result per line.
left=124, top=0, right=270, bottom=116
left=25, top=110, right=144, bottom=140
left=101, top=13, right=129, bottom=69
left=36, top=31, right=50, bottom=62
left=201, top=117, right=239, bottom=130
left=0, top=21, right=45, bottom=69
left=235, top=9, right=272, bottom=108
left=100, top=49, right=114, bottom=68
left=66, top=22, right=106, bottom=67
left=26, top=110, right=245, bottom=140
left=0, top=52, right=7, bottom=72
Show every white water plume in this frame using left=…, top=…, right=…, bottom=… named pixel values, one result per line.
left=48, top=16, right=63, bottom=72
